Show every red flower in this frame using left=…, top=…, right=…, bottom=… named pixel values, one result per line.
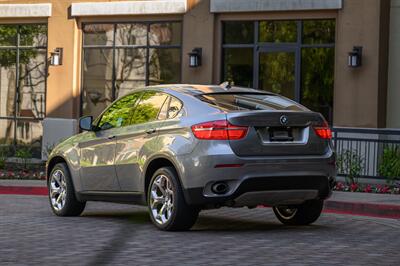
left=381, top=186, right=391, bottom=194
left=364, top=185, right=372, bottom=193
left=350, top=183, right=359, bottom=192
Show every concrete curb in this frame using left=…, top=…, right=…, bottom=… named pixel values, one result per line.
left=1, top=185, right=399, bottom=219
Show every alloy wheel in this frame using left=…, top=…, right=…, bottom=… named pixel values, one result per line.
left=150, top=174, right=174, bottom=225
left=274, top=207, right=298, bottom=220
left=49, top=169, right=67, bottom=211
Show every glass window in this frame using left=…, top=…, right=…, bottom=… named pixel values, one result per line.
left=301, top=47, right=335, bottom=122
left=115, top=48, right=147, bottom=98
left=0, top=119, right=15, bottom=144
left=82, top=22, right=182, bottom=118
left=83, top=24, right=114, bottom=46
left=0, top=50, right=17, bottom=117
left=131, top=91, right=168, bottom=125
left=223, top=21, right=254, bottom=44
left=0, top=25, right=17, bottom=46
left=0, top=24, right=47, bottom=158
left=149, top=22, right=182, bottom=46
left=196, top=93, right=305, bottom=111
left=302, top=20, right=335, bottom=45
left=19, top=25, right=47, bottom=47
left=115, top=23, right=147, bottom=46
left=223, top=48, right=253, bottom=87
left=158, top=96, right=170, bottom=120
left=97, top=92, right=142, bottom=130
left=259, top=51, right=296, bottom=99
left=168, top=97, right=183, bottom=118
left=82, top=48, right=114, bottom=116
left=259, top=21, right=297, bottom=43
left=16, top=119, right=42, bottom=157
left=149, top=48, right=181, bottom=85
left=17, top=49, right=47, bottom=118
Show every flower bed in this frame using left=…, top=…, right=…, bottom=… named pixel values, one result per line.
left=0, top=166, right=46, bottom=180
left=334, top=181, right=400, bottom=194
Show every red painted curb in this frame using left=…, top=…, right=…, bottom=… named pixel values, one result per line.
left=0, top=186, right=48, bottom=196
left=324, top=200, right=400, bottom=219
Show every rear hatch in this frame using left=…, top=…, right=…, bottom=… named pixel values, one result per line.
left=196, top=92, right=330, bottom=156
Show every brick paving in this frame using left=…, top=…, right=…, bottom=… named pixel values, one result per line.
left=1, top=195, right=400, bottom=266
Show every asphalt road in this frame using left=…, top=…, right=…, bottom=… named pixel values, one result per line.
left=1, top=195, right=399, bottom=266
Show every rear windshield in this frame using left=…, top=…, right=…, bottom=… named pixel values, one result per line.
left=196, top=93, right=307, bottom=111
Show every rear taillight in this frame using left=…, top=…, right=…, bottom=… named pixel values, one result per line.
left=313, top=122, right=332, bottom=139
left=191, top=120, right=248, bottom=140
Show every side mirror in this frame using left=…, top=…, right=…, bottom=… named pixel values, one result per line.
left=79, top=116, right=93, bottom=131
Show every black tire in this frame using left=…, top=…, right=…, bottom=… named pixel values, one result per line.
left=273, top=199, right=324, bottom=226
left=147, top=167, right=199, bottom=231
left=48, top=163, right=86, bottom=216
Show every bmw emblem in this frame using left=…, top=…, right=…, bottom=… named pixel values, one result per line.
left=280, top=115, right=288, bottom=126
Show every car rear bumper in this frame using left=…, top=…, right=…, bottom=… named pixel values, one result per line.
left=183, top=175, right=336, bottom=207
left=177, top=148, right=336, bottom=207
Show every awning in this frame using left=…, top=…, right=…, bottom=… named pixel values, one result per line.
left=210, top=0, right=343, bottom=13
left=0, top=3, right=52, bottom=17
left=71, top=0, right=187, bottom=17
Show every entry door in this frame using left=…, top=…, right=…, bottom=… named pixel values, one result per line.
left=257, top=47, right=299, bottom=101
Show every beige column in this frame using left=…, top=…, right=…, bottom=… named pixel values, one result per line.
left=182, top=0, right=215, bottom=84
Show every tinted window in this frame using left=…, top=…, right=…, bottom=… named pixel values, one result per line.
left=259, top=21, right=297, bottom=43
left=223, top=48, right=253, bottom=87
left=196, top=94, right=306, bottom=111
left=168, top=97, right=183, bottom=118
left=223, top=21, right=254, bottom=44
left=97, top=93, right=141, bottom=130
left=131, top=91, right=168, bottom=125
left=158, top=96, right=170, bottom=120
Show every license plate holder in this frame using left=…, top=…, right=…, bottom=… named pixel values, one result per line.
left=268, top=127, right=294, bottom=142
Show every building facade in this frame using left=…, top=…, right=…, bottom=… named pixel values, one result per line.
left=0, top=0, right=398, bottom=158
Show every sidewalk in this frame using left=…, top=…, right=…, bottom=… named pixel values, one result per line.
left=1, top=179, right=399, bottom=219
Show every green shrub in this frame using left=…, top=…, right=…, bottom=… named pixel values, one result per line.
left=15, top=146, right=32, bottom=169
left=336, top=149, right=364, bottom=184
left=379, top=146, right=400, bottom=186
left=0, top=146, right=10, bottom=169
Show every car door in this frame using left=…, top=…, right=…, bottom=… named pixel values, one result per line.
left=79, top=93, right=139, bottom=191
left=114, top=91, right=169, bottom=192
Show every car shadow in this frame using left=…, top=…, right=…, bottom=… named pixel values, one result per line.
left=81, top=208, right=331, bottom=233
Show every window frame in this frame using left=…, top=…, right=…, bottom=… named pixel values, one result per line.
left=80, top=21, right=183, bottom=117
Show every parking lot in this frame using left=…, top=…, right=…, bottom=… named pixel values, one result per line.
left=1, top=194, right=399, bottom=266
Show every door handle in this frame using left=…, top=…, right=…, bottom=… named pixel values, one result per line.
left=146, top=129, right=157, bottom=135
left=107, top=135, right=116, bottom=140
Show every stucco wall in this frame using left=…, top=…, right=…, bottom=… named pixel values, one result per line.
left=334, top=0, right=390, bottom=128
left=387, top=0, right=400, bottom=128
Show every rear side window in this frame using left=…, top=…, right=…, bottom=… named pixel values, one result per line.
left=97, top=92, right=141, bottom=130
left=131, top=91, right=168, bottom=125
left=196, top=93, right=306, bottom=111
left=167, top=97, right=183, bottom=118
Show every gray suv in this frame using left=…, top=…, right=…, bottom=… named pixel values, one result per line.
left=47, top=84, right=336, bottom=231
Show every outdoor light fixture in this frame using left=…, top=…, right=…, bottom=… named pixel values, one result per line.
left=348, top=46, right=362, bottom=68
left=50, top=48, right=63, bottom=66
left=188, top=48, right=202, bottom=68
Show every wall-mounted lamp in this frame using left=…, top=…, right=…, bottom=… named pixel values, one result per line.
left=188, top=48, right=202, bottom=68
left=50, top=48, right=63, bottom=66
left=348, top=46, right=362, bottom=68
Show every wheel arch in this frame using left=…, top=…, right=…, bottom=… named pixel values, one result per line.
left=143, top=155, right=184, bottom=202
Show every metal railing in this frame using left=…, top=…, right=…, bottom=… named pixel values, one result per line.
left=332, top=127, right=400, bottom=179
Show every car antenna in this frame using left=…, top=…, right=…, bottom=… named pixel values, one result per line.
left=220, top=81, right=233, bottom=90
